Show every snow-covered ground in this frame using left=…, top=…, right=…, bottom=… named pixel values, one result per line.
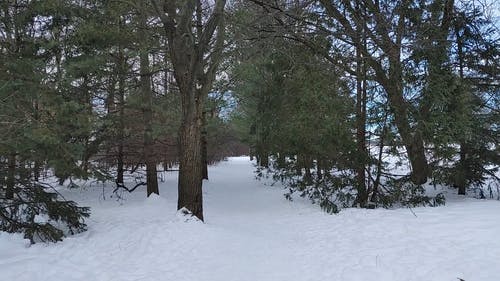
left=1, top=157, right=500, bottom=281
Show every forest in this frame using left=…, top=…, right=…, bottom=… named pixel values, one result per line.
left=1, top=1, right=499, bottom=280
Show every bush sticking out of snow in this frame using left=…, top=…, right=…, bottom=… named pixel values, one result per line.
left=0, top=182, right=90, bottom=244
left=378, top=178, right=446, bottom=209
left=270, top=159, right=446, bottom=213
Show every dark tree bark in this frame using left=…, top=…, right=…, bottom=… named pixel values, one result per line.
left=197, top=1, right=209, bottom=181
left=201, top=109, right=209, bottom=180
left=386, top=79, right=429, bottom=185
left=316, top=159, right=323, bottom=180
left=33, top=98, right=41, bottom=183
left=33, top=160, right=40, bottom=182
left=6, top=153, right=16, bottom=199
left=257, top=148, right=269, bottom=168
left=108, top=45, right=126, bottom=185
left=138, top=4, right=159, bottom=196
left=116, top=51, right=126, bottom=185
left=457, top=146, right=467, bottom=195
left=355, top=0, right=368, bottom=206
left=303, top=155, right=313, bottom=185
left=178, top=110, right=204, bottom=219
left=372, top=121, right=388, bottom=203
left=277, top=153, right=286, bottom=168
left=116, top=144, right=125, bottom=185
left=455, top=21, right=467, bottom=195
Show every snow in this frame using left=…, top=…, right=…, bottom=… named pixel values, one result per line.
left=1, top=157, right=500, bottom=281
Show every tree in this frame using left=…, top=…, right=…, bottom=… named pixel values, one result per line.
left=137, top=1, right=159, bottom=196
left=151, top=0, right=227, bottom=220
left=234, top=0, right=493, bottom=210
left=428, top=2, right=500, bottom=195
left=317, top=0, right=452, bottom=184
left=229, top=4, right=358, bottom=212
left=0, top=0, right=91, bottom=243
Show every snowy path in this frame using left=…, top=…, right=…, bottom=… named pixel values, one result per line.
left=2, top=157, right=500, bottom=281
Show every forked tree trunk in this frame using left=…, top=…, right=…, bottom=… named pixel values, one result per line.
left=320, top=0, right=430, bottom=185
left=151, top=0, right=226, bottom=221
left=386, top=76, right=429, bottom=185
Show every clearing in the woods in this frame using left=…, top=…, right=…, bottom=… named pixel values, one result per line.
left=1, top=157, right=499, bottom=281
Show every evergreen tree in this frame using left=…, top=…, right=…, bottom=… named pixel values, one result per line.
left=0, top=0, right=91, bottom=243
left=230, top=12, right=358, bottom=212
left=428, top=3, right=500, bottom=195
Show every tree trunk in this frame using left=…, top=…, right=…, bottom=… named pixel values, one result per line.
left=259, top=150, right=269, bottom=168
left=6, top=153, right=16, bottom=199
left=117, top=144, right=125, bottom=185
left=33, top=98, right=40, bottom=182
left=455, top=25, right=467, bottom=196
left=303, top=155, right=313, bottom=185
left=33, top=160, right=40, bottom=182
left=316, top=159, right=323, bottom=180
left=178, top=109, right=204, bottom=220
left=355, top=9, right=368, bottom=206
left=406, top=134, right=429, bottom=185
left=371, top=124, right=387, bottom=203
left=201, top=109, right=209, bottom=180
left=139, top=7, right=159, bottom=197
left=116, top=49, right=126, bottom=185
left=277, top=153, right=286, bottom=168
left=457, top=144, right=467, bottom=195
left=386, top=78, right=429, bottom=185
left=151, top=0, right=227, bottom=221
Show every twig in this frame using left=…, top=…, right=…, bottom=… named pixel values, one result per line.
left=112, top=181, right=147, bottom=194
